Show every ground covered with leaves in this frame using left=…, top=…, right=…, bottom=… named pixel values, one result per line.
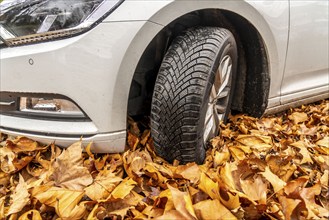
left=0, top=100, right=328, bottom=220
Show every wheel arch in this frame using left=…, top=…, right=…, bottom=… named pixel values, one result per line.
left=126, top=5, right=276, bottom=119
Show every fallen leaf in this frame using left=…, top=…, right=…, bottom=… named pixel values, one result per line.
left=7, top=174, right=30, bottom=216
left=316, top=136, right=329, bottom=148
left=34, top=187, right=84, bottom=219
left=166, top=185, right=197, bottom=220
left=50, top=141, right=93, bottom=190
left=198, top=172, right=219, bottom=200
left=193, top=199, right=237, bottom=220
left=18, top=210, right=42, bottom=220
left=85, top=168, right=122, bottom=201
left=288, top=112, right=308, bottom=124
left=110, top=177, right=136, bottom=199
left=240, top=175, right=267, bottom=204
left=261, top=166, right=286, bottom=193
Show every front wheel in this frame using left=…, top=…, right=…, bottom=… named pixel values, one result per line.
left=151, top=27, right=238, bottom=164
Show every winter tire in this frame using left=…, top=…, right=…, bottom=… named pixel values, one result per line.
left=151, top=27, right=238, bottom=164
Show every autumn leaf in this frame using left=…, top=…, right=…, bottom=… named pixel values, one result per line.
left=193, top=199, right=237, bottom=220
left=165, top=185, right=197, bottom=220
left=49, top=141, right=93, bottom=190
left=261, top=166, right=286, bottom=193
left=288, top=112, right=308, bottom=124
left=7, top=175, right=30, bottom=216
left=85, top=167, right=122, bottom=201
left=198, top=172, right=219, bottom=200
left=0, top=100, right=328, bottom=219
left=34, top=187, right=84, bottom=219
left=18, top=210, right=42, bottom=220
left=110, top=177, right=136, bottom=199
left=0, top=147, right=16, bottom=173
left=240, top=175, right=267, bottom=204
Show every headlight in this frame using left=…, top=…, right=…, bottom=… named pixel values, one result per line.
left=0, top=0, right=123, bottom=46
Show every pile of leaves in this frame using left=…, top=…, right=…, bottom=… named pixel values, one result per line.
left=0, top=100, right=328, bottom=219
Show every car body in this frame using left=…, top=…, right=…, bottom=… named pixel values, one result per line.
left=0, top=0, right=328, bottom=153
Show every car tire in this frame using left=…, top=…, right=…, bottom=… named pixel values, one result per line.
left=151, top=27, right=238, bottom=164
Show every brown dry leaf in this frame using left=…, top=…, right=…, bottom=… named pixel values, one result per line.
left=220, top=163, right=237, bottom=190
left=278, top=196, right=301, bottom=220
left=110, top=177, right=136, bottom=199
left=193, top=199, right=237, bottom=220
left=261, top=166, right=286, bottom=193
left=290, top=141, right=313, bottom=164
left=50, top=141, right=93, bottom=190
left=18, top=210, right=42, bottom=220
left=85, top=168, right=122, bottom=201
left=299, top=182, right=329, bottom=218
left=0, top=197, right=5, bottom=219
left=6, top=137, right=44, bottom=153
left=174, top=163, right=200, bottom=183
left=236, top=135, right=273, bottom=152
left=217, top=186, right=240, bottom=210
left=240, top=175, right=267, bottom=204
left=288, top=111, right=308, bottom=124
left=166, top=185, right=197, bottom=220
left=198, top=172, right=219, bottom=200
left=213, top=147, right=230, bottom=168
left=7, top=174, right=30, bottom=216
left=316, top=136, right=329, bottom=148
left=0, top=147, right=16, bottom=173
left=155, top=210, right=186, bottom=220
left=130, top=156, right=146, bottom=176
left=34, top=186, right=84, bottom=219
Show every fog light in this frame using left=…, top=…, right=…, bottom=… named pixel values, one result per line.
left=19, top=97, right=85, bottom=118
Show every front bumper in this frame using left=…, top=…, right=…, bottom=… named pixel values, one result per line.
left=0, top=18, right=163, bottom=152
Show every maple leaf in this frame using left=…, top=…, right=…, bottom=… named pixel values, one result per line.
left=288, top=112, right=308, bottom=124
left=7, top=174, right=30, bottom=216
left=34, top=186, right=85, bottom=219
left=18, top=210, right=42, bottom=220
left=85, top=167, right=122, bottom=201
left=49, top=141, right=93, bottom=190
left=261, top=166, right=286, bottom=193
left=193, top=199, right=237, bottom=220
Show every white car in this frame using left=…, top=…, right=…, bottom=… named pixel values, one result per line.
left=0, top=0, right=328, bottom=163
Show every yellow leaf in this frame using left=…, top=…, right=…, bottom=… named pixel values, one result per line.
left=0, top=147, right=16, bottom=173
left=290, top=141, right=313, bottom=164
left=213, top=148, right=230, bottom=168
left=236, top=135, right=272, bottom=152
left=167, top=185, right=197, bottom=220
left=130, top=156, right=146, bottom=176
left=240, top=176, right=267, bottom=204
left=7, top=175, right=30, bottom=216
left=220, top=163, right=237, bottom=190
left=34, top=187, right=84, bottom=218
left=198, top=172, right=219, bottom=200
left=261, top=167, right=286, bottom=193
left=110, top=178, right=136, bottom=199
left=50, top=141, right=93, bottom=190
left=193, top=199, right=237, bottom=220
left=288, top=112, right=308, bottom=124
left=0, top=197, right=5, bottom=219
left=174, top=163, right=200, bottom=183
left=85, top=169, right=122, bottom=201
left=316, top=136, right=329, bottom=148
left=279, top=196, right=301, bottom=220
left=18, top=210, right=42, bottom=220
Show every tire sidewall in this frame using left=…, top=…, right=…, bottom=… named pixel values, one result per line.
left=196, top=30, right=238, bottom=161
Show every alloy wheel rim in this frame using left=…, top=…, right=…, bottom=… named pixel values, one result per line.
left=203, top=55, right=232, bottom=143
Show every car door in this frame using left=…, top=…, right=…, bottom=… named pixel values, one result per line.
left=281, top=0, right=329, bottom=104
